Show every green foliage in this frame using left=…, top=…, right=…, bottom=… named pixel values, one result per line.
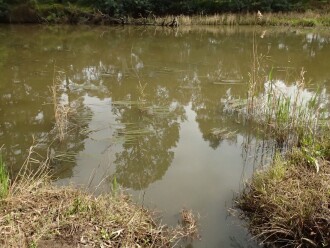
left=111, top=176, right=118, bottom=195
left=28, top=242, right=37, bottom=248
left=291, top=18, right=318, bottom=26
left=67, top=197, right=88, bottom=215
left=253, top=154, right=287, bottom=193
left=0, top=0, right=9, bottom=21
left=0, top=156, right=9, bottom=199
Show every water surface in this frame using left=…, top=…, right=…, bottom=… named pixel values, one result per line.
left=1, top=25, right=329, bottom=247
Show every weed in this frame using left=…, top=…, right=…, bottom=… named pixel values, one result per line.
left=0, top=155, right=9, bottom=199
left=153, top=12, right=330, bottom=27
left=28, top=242, right=37, bottom=248
left=67, top=197, right=88, bottom=215
left=111, top=175, right=118, bottom=196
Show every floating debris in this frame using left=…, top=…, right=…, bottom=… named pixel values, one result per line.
left=210, top=128, right=237, bottom=140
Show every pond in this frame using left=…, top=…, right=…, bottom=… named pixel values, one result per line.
left=0, top=25, right=329, bottom=247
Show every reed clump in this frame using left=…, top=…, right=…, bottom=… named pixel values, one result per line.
left=180, top=208, right=199, bottom=239
left=0, top=151, right=198, bottom=248
left=50, top=70, right=87, bottom=143
left=51, top=83, right=74, bottom=142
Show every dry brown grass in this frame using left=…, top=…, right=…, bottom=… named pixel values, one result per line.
left=0, top=175, right=198, bottom=248
left=49, top=68, right=93, bottom=149
left=151, top=11, right=330, bottom=27
left=180, top=208, right=199, bottom=240
left=51, top=82, right=75, bottom=143
left=238, top=153, right=330, bottom=247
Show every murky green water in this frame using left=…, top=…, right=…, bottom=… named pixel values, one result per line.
left=1, top=25, right=329, bottom=247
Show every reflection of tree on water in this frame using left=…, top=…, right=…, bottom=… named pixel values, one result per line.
left=112, top=104, right=182, bottom=189
left=111, top=76, right=185, bottom=190
left=113, top=116, right=179, bottom=190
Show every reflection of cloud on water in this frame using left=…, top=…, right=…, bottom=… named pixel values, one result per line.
left=131, top=53, right=144, bottom=71
left=263, top=80, right=329, bottom=119
left=306, top=33, right=327, bottom=44
left=72, top=66, right=101, bottom=82
left=223, top=80, right=329, bottom=121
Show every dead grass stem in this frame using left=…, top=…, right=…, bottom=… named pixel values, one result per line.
left=50, top=68, right=77, bottom=143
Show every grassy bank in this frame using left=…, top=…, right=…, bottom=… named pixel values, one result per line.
left=238, top=148, right=330, bottom=247
left=2, top=2, right=330, bottom=27
left=0, top=156, right=198, bottom=247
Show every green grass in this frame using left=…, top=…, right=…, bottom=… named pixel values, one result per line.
left=0, top=155, right=9, bottom=199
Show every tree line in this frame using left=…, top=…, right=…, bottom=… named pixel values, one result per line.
left=0, top=0, right=328, bottom=21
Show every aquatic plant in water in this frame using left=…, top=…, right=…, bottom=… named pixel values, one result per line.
left=222, top=69, right=328, bottom=150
